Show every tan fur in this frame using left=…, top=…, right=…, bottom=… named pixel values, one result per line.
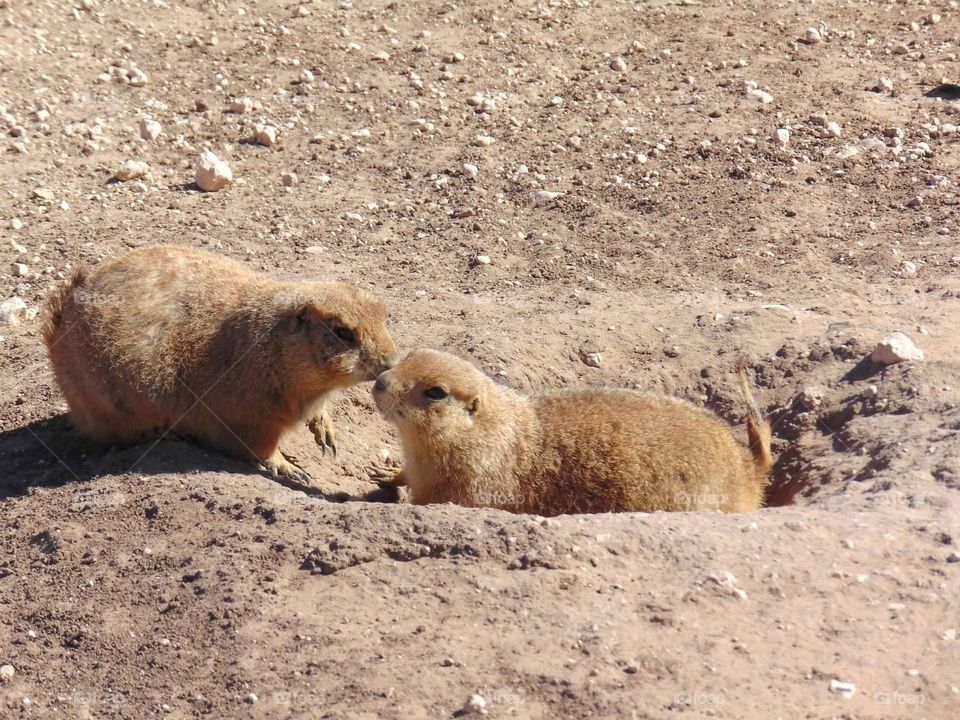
left=372, top=349, right=772, bottom=515
left=43, top=245, right=397, bottom=481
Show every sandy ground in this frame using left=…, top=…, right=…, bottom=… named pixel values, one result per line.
left=1, top=0, right=959, bottom=717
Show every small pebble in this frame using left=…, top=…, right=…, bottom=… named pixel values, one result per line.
left=246, top=693, right=258, bottom=704
left=195, top=150, right=233, bottom=192
left=872, top=332, right=924, bottom=365
left=10, top=262, right=29, bottom=278
left=829, top=679, right=856, bottom=698
left=229, top=97, right=254, bottom=114
left=127, top=67, right=148, bottom=86
left=462, top=163, right=478, bottom=178
left=474, top=254, right=491, bottom=266
left=532, top=190, right=563, bottom=206
left=115, top=159, right=150, bottom=182
left=298, top=69, right=315, bottom=83
left=33, top=187, right=55, bottom=201
left=947, top=551, right=960, bottom=563
left=462, top=694, right=487, bottom=715
left=281, top=172, right=298, bottom=187
left=0, top=297, right=29, bottom=325
left=824, top=122, right=842, bottom=138
left=610, top=56, right=627, bottom=72
left=804, top=27, right=822, bottom=44
left=253, top=124, right=278, bottom=147
left=0, top=665, right=14, bottom=683
left=139, top=118, right=162, bottom=141
left=745, top=88, right=774, bottom=104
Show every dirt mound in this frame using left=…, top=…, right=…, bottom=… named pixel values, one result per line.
left=1, top=0, right=959, bottom=717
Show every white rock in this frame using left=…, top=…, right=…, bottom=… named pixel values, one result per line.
left=872, top=332, right=923, bottom=365
left=195, top=150, right=233, bottom=192
left=799, top=387, right=823, bottom=409
left=253, top=124, right=278, bottom=147
left=474, top=254, right=491, bottom=265
left=581, top=352, right=602, bottom=369
left=532, top=190, right=563, bottom=206
left=877, top=77, right=894, bottom=94
left=473, top=134, right=495, bottom=146
left=775, top=128, right=790, bottom=146
left=139, top=118, right=162, bottom=141
left=856, top=137, right=887, bottom=153
left=610, top=56, right=627, bottom=72
left=0, top=665, right=13, bottom=683
left=462, top=163, right=478, bottom=178
left=745, top=88, right=774, bottom=104
left=229, top=97, right=254, bottom=114
left=126, top=67, right=148, bottom=86
left=10, top=262, right=29, bottom=278
left=11, top=218, right=23, bottom=230
left=298, top=69, right=315, bottom=83
left=245, top=693, right=258, bottom=704
left=115, top=159, right=150, bottom=181
left=901, top=260, right=917, bottom=277
left=463, top=693, right=488, bottom=715
left=0, top=297, right=29, bottom=325
left=829, top=679, right=856, bottom=698
left=804, top=28, right=823, bottom=44
left=824, top=122, right=842, bottom=138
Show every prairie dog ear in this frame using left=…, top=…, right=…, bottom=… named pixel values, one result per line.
left=285, top=302, right=332, bottom=332
left=467, top=396, right=480, bottom=415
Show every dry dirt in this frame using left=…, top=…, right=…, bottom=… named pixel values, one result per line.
left=1, top=0, right=959, bottom=718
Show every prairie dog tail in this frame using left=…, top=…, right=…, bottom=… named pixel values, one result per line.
left=42, top=266, right=86, bottom=350
left=736, top=361, right=773, bottom=478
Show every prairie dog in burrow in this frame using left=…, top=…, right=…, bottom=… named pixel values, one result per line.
left=43, top=244, right=397, bottom=483
left=370, top=349, right=772, bottom=515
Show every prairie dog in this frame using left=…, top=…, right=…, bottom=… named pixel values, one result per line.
left=43, top=244, right=398, bottom=483
left=371, top=349, right=772, bottom=515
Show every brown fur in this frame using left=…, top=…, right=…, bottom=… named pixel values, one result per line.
left=372, top=349, right=772, bottom=515
left=43, top=244, right=397, bottom=482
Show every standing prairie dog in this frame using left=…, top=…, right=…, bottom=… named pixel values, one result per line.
left=371, top=349, right=772, bottom=515
left=43, top=244, right=398, bottom=483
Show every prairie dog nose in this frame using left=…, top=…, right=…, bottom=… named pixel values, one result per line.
left=374, top=373, right=389, bottom=392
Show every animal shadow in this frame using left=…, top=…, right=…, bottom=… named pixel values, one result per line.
left=0, top=413, right=387, bottom=505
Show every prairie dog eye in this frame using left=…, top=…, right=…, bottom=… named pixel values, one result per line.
left=333, top=326, right=356, bottom=343
left=423, top=386, right=448, bottom=400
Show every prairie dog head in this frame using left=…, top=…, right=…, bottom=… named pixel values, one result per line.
left=372, top=349, right=494, bottom=438
left=279, top=282, right=398, bottom=387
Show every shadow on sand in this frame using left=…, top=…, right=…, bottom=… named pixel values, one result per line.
left=0, top=413, right=395, bottom=504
